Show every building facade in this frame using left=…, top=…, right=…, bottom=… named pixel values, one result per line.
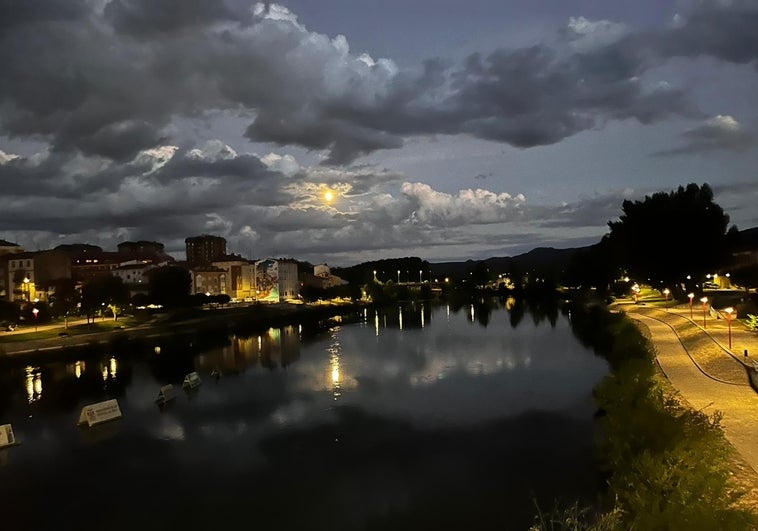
left=0, top=240, right=24, bottom=299
left=211, top=257, right=255, bottom=300
left=253, top=259, right=299, bottom=302
left=5, top=250, right=71, bottom=302
left=185, top=235, right=226, bottom=266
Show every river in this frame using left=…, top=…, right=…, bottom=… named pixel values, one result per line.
left=0, top=298, right=608, bottom=530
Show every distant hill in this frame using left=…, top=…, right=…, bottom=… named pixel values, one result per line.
left=430, top=246, right=585, bottom=280
left=733, top=227, right=758, bottom=251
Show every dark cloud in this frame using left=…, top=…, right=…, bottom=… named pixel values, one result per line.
left=65, top=120, right=167, bottom=161
left=104, top=0, right=237, bottom=37
left=0, top=1, right=756, bottom=263
left=3, top=0, right=754, bottom=165
left=656, top=0, right=758, bottom=65
left=653, top=115, right=754, bottom=157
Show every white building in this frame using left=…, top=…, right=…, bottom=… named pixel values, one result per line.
left=254, top=259, right=299, bottom=302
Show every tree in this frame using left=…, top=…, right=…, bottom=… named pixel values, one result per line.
left=81, top=276, right=129, bottom=323
left=149, top=266, right=191, bottom=308
left=564, top=237, right=620, bottom=292
left=607, top=183, right=731, bottom=290
left=47, top=278, right=80, bottom=329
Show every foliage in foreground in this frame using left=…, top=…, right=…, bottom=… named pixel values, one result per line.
left=533, top=302, right=756, bottom=530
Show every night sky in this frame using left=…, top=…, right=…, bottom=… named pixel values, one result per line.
left=1, top=0, right=756, bottom=264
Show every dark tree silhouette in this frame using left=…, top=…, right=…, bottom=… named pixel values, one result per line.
left=48, top=278, right=80, bottom=329
left=149, top=265, right=191, bottom=308
left=607, top=183, right=731, bottom=290
left=81, top=276, right=129, bottom=322
left=564, top=237, right=619, bottom=291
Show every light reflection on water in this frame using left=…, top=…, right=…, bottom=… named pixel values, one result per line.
left=0, top=299, right=608, bottom=530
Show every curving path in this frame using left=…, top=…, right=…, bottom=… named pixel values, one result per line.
left=622, top=304, right=758, bottom=474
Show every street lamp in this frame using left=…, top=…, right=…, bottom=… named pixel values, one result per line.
left=663, top=288, right=670, bottom=300
left=724, top=307, right=734, bottom=349
left=397, top=270, right=400, bottom=283
left=419, top=269, right=423, bottom=283
left=32, top=307, right=39, bottom=332
left=700, top=297, right=708, bottom=329
left=373, top=270, right=377, bottom=282
left=688, top=293, right=694, bottom=319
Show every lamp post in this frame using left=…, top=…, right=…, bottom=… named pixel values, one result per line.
left=32, top=307, right=39, bottom=332
left=700, top=297, right=708, bottom=329
left=397, top=270, right=400, bottom=284
left=663, top=288, right=670, bottom=301
left=688, top=293, right=694, bottom=319
left=419, top=270, right=422, bottom=283
left=725, top=307, right=734, bottom=349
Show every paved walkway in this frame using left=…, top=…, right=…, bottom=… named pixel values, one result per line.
left=620, top=301, right=758, bottom=474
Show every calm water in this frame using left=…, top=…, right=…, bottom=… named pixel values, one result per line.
left=0, top=299, right=608, bottom=530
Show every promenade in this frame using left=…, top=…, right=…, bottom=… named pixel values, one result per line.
left=619, top=299, right=758, bottom=479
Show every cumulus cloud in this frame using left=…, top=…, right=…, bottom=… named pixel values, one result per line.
left=401, top=183, right=526, bottom=226
left=653, top=115, right=754, bottom=156
left=0, top=139, right=621, bottom=262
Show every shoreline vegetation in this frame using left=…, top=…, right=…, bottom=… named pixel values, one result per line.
left=3, top=291, right=757, bottom=529
left=533, top=298, right=757, bottom=530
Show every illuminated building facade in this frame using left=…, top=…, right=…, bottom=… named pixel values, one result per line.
left=5, top=250, right=71, bottom=302
left=254, top=259, right=299, bottom=301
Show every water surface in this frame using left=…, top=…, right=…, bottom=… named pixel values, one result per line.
left=0, top=300, right=608, bottom=530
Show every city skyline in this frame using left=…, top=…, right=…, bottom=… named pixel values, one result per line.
left=1, top=0, right=757, bottom=265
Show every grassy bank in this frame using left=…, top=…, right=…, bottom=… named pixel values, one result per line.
left=533, top=302, right=757, bottom=530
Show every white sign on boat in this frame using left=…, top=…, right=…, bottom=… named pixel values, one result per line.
left=77, top=399, right=123, bottom=427
left=0, top=424, right=17, bottom=448
left=156, top=384, right=177, bottom=403
left=183, top=372, right=202, bottom=389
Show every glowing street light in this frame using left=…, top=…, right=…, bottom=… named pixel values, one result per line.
left=724, top=307, right=735, bottom=349
left=663, top=288, right=670, bottom=300
left=419, top=269, right=423, bottom=283
left=32, top=307, right=39, bottom=332
left=373, top=270, right=377, bottom=282
left=700, top=297, right=708, bottom=329
left=688, top=293, right=694, bottom=319
left=397, top=269, right=400, bottom=283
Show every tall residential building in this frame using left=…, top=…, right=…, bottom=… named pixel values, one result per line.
left=185, top=235, right=226, bottom=266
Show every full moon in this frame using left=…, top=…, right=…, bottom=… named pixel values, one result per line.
left=324, top=190, right=334, bottom=202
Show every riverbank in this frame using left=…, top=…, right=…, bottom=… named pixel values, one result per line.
left=558, top=299, right=758, bottom=529
left=0, top=301, right=366, bottom=361
left=617, top=301, right=758, bottom=514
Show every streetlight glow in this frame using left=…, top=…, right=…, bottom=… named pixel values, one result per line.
left=700, top=297, right=708, bottom=328
left=725, top=307, right=734, bottom=349
left=688, top=293, right=694, bottom=319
